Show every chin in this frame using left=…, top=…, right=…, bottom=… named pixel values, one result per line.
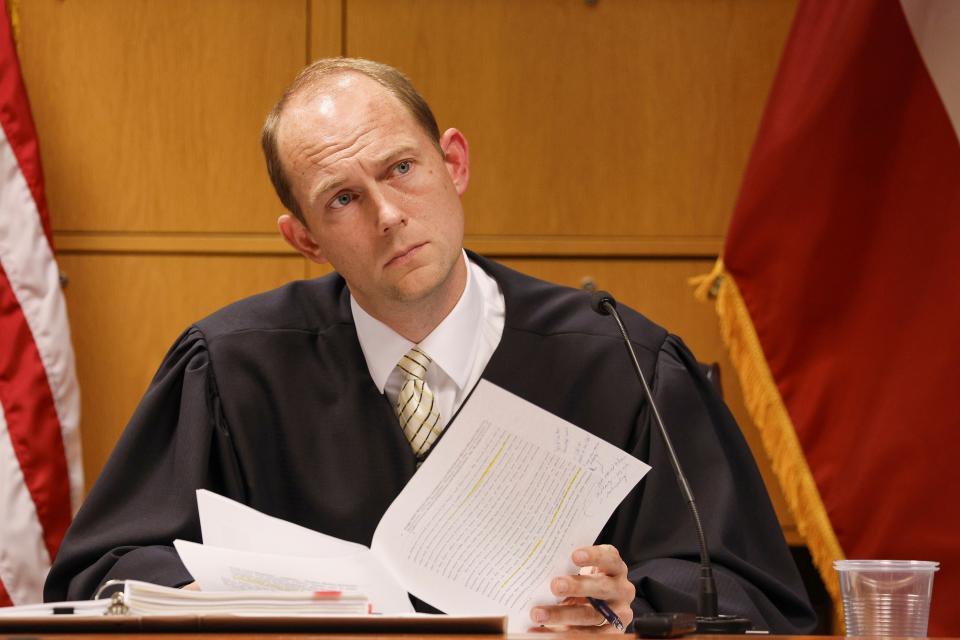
left=390, top=247, right=465, bottom=302
left=391, top=280, right=442, bottom=303
left=390, top=265, right=451, bottom=303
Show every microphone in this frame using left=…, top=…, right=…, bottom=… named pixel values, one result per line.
left=590, top=291, right=752, bottom=636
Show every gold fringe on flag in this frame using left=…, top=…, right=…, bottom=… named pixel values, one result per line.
left=5, top=0, right=20, bottom=53
left=691, top=258, right=845, bottom=632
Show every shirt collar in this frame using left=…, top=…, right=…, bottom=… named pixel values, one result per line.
left=350, top=251, right=482, bottom=393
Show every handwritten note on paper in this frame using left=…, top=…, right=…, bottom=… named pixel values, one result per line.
left=372, top=380, right=650, bottom=631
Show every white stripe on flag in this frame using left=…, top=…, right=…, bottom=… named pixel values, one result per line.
left=0, top=404, right=51, bottom=604
left=901, top=0, right=960, bottom=143
left=0, top=126, right=82, bottom=513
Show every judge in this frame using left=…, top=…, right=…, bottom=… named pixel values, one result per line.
left=45, top=58, right=816, bottom=633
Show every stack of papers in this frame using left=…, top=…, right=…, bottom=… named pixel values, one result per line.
left=122, top=580, right=370, bottom=616
left=175, top=492, right=414, bottom=614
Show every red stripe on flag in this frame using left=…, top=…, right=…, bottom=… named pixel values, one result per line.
left=0, top=0, right=54, bottom=251
left=0, top=579, right=12, bottom=607
left=0, top=261, right=71, bottom=561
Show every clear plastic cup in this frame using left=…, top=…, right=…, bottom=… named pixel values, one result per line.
left=834, top=560, right=939, bottom=637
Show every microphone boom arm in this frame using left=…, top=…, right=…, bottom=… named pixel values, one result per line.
left=591, top=291, right=751, bottom=634
left=599, top=298, right=717, bottom=617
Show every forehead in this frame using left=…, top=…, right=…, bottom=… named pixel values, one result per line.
left=276, top=73, right=423, bottom=167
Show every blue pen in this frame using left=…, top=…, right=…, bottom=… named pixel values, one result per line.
left=588, top=596, right=625, bottom=632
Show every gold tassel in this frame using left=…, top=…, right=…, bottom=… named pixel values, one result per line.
left=689, top=257, right=725, bottom=302
left=693, top=258, right=846, bottom=633
left=6, top=0, right=20, bottom=55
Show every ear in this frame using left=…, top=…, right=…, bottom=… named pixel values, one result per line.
left=439, top=128, right=469, bottom=196
left=277, top=214, right=329, bottom=264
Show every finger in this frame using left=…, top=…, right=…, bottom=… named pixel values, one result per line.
left=525, top=622, right=615, bottom=634
left=531, top=602, right=606, bottom=627
left=551, top=574, right=629, bottom=601
left=572, top=544, right=628, bottom=577
left=525, top=622, right=621, bottom=634
left=531, top=602, right=633, bottom=633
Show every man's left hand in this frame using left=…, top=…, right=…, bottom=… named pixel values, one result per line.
left=529, top=544, right=635, bottom=633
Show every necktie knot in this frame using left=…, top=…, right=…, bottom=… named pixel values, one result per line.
left=398, top=347, right=431, bottom=382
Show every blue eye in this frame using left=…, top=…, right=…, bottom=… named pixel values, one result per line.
left=330, top=193, right=353, bottom=209
left=395, top=160, right=411, bottom=175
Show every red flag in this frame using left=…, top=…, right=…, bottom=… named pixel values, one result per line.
left=0, top=1, right=82, bottom=604
left=695, top=0, right=960, bottom=634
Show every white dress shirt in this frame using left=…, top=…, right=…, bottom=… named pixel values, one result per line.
left=350, top=252, right=505, bottom=427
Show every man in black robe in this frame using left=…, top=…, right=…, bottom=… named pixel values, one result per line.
left=45, top=58, right=816, bottom=633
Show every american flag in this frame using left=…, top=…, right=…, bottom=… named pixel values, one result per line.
left=0, top=0, right=82, bottom=605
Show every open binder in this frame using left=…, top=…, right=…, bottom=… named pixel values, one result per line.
left=0, top=581, right=506, bottom=634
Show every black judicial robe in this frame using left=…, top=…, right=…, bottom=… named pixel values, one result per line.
left=44, top=255, right=816, bottom=633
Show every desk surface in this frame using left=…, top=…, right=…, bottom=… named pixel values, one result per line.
left=7, top=634, right=958, bottom=640
left=12, top=632, right=519, bottom=639
left=0, top=632, right=916, bottom=640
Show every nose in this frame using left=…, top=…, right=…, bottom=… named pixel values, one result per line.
left=370, top=187, right=406, bottom=234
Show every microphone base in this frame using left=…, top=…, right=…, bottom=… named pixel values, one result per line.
left=695, top=615, right=752, bottom=634
left=634, top=612, right=697, bottom=638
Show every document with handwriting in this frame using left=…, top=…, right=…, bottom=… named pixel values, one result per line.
left=178, top=380, right=649, bottom=631
left=373, top=380, right=650, bottom=627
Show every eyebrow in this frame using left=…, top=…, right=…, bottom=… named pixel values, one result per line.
left=310, top=176, right=346, bottom=205
left=375, top=144, right=419, bottom=167
left=308, top=144, right=420, bottom=205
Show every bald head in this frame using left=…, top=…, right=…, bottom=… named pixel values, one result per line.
left=262, top=58, right=442, bottom=222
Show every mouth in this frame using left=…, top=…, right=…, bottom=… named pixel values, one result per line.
left=385, top=242, right=427, bottom=268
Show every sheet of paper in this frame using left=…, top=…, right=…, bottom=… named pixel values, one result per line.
left=0, top=599, right=108, bottom=617
left=371, top=380, right=650, bottom=631
left=197, top=489, right=366, bottom=558
left=174, top=540, right=413, bottom=614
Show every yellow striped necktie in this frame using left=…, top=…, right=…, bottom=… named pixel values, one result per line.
left=395, top=347, right=443, bottom=459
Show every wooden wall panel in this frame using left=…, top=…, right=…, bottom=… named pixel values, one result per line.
left=57, top=254, right=304, bottom=492
left=310, top=0, right=344, bottom=60
left=18, top=0, right=309, bottom=234
left=346, top=0, right=796, bottom=239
